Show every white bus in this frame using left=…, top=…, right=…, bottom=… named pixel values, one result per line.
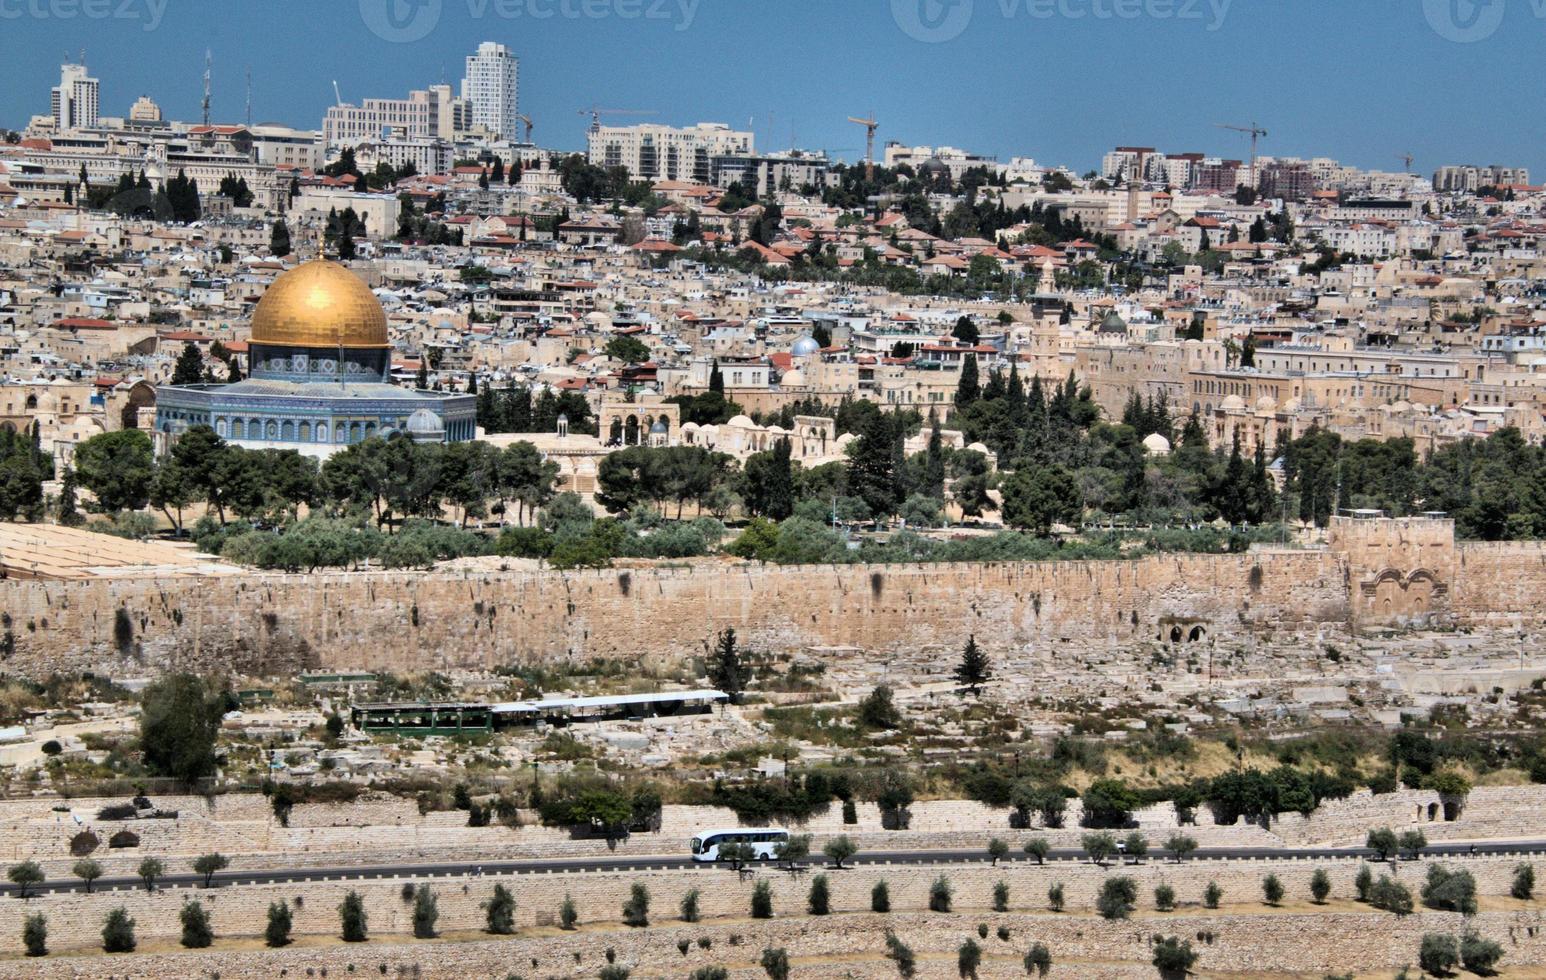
left=690, top=827, right=789, bottom=863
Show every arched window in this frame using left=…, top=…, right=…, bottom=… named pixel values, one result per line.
left=335, top=424, right=348, bottom=444
left=216, top=418, right=228, bottom=438
left=281, top=420, right=295, bottom=441
left=298, top=422, right=311, bottom=442
left=265, top=420, right=279, bottom=440
left=232, top=418, right=245, bottom=439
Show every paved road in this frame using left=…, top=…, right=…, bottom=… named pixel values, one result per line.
left=7, top=840, right=1546, bottom=898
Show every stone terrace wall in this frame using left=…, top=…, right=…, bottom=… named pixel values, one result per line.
left=3, top=857, right=1543, bottom=976
left=1454, top=540, right=1546, bottom=624
left=0, top=552, right=1350, bottom=677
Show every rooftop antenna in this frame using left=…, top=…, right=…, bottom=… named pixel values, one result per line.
left=201, top=49, right=212, bottom=128
left=245, top=67, right=252, bottom=128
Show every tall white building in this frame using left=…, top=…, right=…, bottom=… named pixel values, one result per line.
left=461, top=42, right=519, bottom=140
left=52, top=63, right=100, bottom=132
left=588, top=122, right=753, bottom=183
left=323, top=85, right=467, bottom=148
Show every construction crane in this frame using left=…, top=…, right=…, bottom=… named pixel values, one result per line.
left=1398, top=152, right=1414, bottom=173
left=201, top=49, right=212, bottom=129
left=578, top=107, right=656, bottom=133
left=517, top=114, right=534, bottom=144
left=847, top=114, right=879, bottom=181
left=332, top=80, right=346, bottom=107
left=1217, top=121, right=1268, bottom=189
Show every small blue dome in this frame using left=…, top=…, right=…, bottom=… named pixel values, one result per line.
left=792, top=335, right=821, bottom=356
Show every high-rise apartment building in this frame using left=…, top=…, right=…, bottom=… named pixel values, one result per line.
left=588, top=122, right=753, bottom=183
left=1433, top=164, right=1532, bottom=192
left=461, top=42, right=519, bottom=140
left=51, top=63, right=100, bottom=131
left=323, top=85, right=468, bottom=148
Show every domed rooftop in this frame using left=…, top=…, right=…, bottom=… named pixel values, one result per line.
left=250, top=260, right=389, bottom=350
left=1142, top=432, right=1172, bottom=456
left=1221, top=394, right=1247, bottom=412
left=791, top=335, right=821, bottom=357
left=405, top=409, right=445, bottom=442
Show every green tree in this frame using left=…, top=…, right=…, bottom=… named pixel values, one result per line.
left=952, top=315, right=980, bottom=345
left=180, top=899, right=213, bottom=948
left=929, top=875, right=953, bottom=912
left=678, top=888, right=699, bottom=923
left=1460, top=931, right=1504, bottom=973
left=1399, top=829, right=1428, bottom=860
left=1024, top=942, right=1052, bottom=977
left=1366, top=827, right=1399, bottom=862
left=871, top=879, right=891, bottom=912
left=22, top=913, right=46, bottom=957
left=1096, top=876, right=1138, bottom=919
left=73, top=858, right=103, bottom=893
left=1354, top=864, right=1373, bottom=902
left=885, top=931, right=917, bottom=979
left=956, top=355, right=981, bottom=408
left=137, top=857, right=164, bottom=892
left=1419, top=933, right=1459, bottom=976
left=265, top=900, right=292, bottom=947
left=193, top=852, right=229, bottom=888
left=1310, top=868, right=1332, bottom=904
left=1151, top=936, right=1198, bottom=977
left=1000, top=465, right=1080, bottom=535
left=824, top=835, right=858, bottom=869
left=171, top=341, right=206, bottom=386
left=484, top=883, right=516, bottom=934
left=73, top=430, right=155, bottom=513
left=7, top=860, right=43, bottom=898
left=604, top=335, right=650, bottom=364
left=1262, top=873, right=1285, bottom=906
left=1512, top=863, right=1535, bottom=900
left=622, top=882, right=650, bottom=927
left=101, top=907, right=136, bottom=953
left=954, top=635, right=992, bottom=696
left=1154, top=884, right=1175, bottom=911
left=751, top=878, right=774, bottom=918
left=1164, top=834, right=1197, bottom=862
left=993, top=879, right=1010, bottom=912
left=412, top=884, right=439, bottom=938
left=807, top=874, right=831, bottom=915
left=988, top=837, right=1010, bottom=866
left=339, top=890, right=368, bottom=941
left=1203, top=881, right=1222, bottom=909
left=1048, top=882, right=1065, bottom=912
left=706, top=626, right=748, bottom=702
left=559, top=893, right=578, bottom=929
left=1024, top=838, right=1051, bottom=865
left=958, top=937, right=982, bottom=979
left=139, top=673, right=228, bottom=784
left=858, top=684, right=902, bottom=730
left=270, top=219, right=291, bottom=257
left=760, top=947, right=791, bottom=980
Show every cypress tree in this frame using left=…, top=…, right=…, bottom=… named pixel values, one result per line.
left=956, top=355, right=980, bottom=408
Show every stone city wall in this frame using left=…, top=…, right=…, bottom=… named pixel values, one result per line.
left=2, top=857, right=1543, bottom=977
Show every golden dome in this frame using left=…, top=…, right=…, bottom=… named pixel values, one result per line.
left=249, top=260, right=389, bottom=349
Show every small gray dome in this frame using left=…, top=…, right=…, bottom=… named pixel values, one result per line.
left=792, top=335, right=821, bottom=356
left=405, top=409, right=445, bottom=442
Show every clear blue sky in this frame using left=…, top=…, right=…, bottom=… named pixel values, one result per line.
left=3, top=0, right=1542, bottom=175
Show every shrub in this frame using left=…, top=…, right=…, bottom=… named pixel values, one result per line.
left=265, top=900, right=293, bottom=948
left=1460, top=931, right=1504, bottom=973
left=1422, top=864, right=1478, bottom=915
left=69, top=831, right=100, bottom=857
left=1024, top=838, right=1051, bottom=864
left=1310, top=868, right=1332, bottom=904
left=1513, top=863, right=1535, bottom=900
left=1369, top=876, right=1414, bottom=916
left=1203, top=881, right=1222, bottom=909
left=996, top=924, right=1010, bottom=941
left=1262, top=874, right=1285, bottom=906
left=1152, top=936, right=1198, bottom=977
left=97, top=802, right=137, bottom=821
left=22, top=913, right=47, bottom=957
left=1420, top=933, right=1459, bottom=975
left=884, top=931, right=917, bottom=979
left=993, top=880, right=1010, bottom=912
left=1354, top=864, right=1374, bottom=902
left=679, top=888, right=700, bottom=923
left=690, top=969, right=728, bottom=980
left=622, top=882, right=650, bottom=928
left=1048, top=882, right=1065, bottom=912
left=597, top=967, right=631, bottom=980
left=102, top=908, right=136, bottom=953
left=751, top=879, right=773, bottom=919
left=560, top=893, right=578, bottom=929
left=400, top=881, right=417, bottom=902
left=484, top=883, right=516, bottom=934
left=180, top=900, right=213, bottom=948
left=1155, top=884, right=1176, bottom=911
left=760, top=946, right=791, bottom=980
left=872, top=879, right=891, bottom=913
left=808, top=874, right=831, bottom=915
left=1096, top=876, right=1138, bottom=919
left=108, top=829, right=140, bottom=849
left=929, top=875, right=953, bottom=913
left=339, top=891, right=368, bottom=942
left=958, top=938, right=982, bottom=979
left=1024, top=942, right=1052, bottom=976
